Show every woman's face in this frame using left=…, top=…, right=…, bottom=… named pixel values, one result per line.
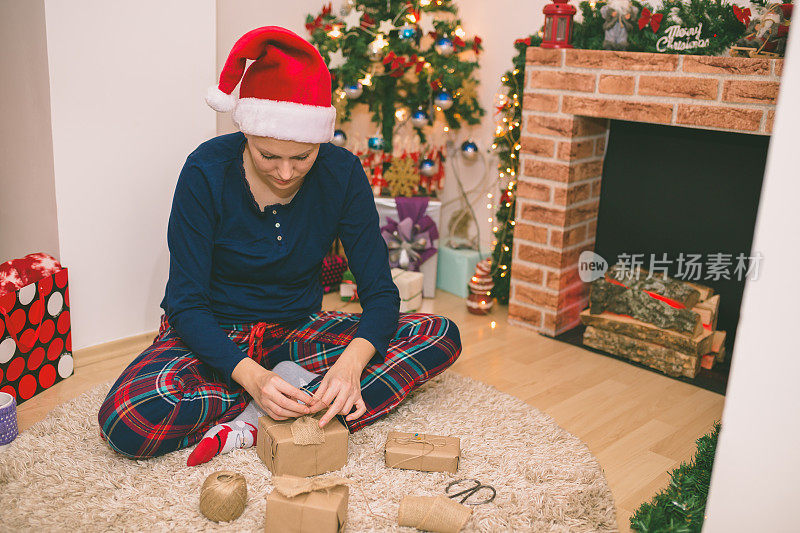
left=245, top=135, right=320, bottom=192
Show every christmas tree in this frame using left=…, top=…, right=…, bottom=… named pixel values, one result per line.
left=305, top=0, right=485, bottom=154
left=489, top=34, right=541, bottom=305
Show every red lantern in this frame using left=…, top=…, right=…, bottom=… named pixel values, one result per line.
left=541, top=0, right=576, bottom=49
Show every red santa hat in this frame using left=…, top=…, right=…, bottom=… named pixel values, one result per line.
left=206, top=26, right=336, bottom=143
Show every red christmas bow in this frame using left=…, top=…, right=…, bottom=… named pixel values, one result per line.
left=514, top=37, right=532, bottom=46
left=361, top=13, right=375, bottom=28
left=305, top=3, right=332, bottom=34
left=472, top=36, right=483, bottom=54
left=306, top=15, right=323, bottom=33
left=732, top=5, right=752, bottom=26
left=382, top=51, right=397, bottom=65
left=638, top=8, right=663, bottom=33
left=383, top=51, right=412, bottom=78
left=453, top=35, right=466, bottom=48
left=410, top=54, right=425, bottom=74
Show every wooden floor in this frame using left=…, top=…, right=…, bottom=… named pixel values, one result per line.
left=16, top=291, right=724, bottom=532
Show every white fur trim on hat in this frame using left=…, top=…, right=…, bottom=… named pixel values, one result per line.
left=232, top=98, right=336, bottom=143
left=206, top=85, right=238, bottom=113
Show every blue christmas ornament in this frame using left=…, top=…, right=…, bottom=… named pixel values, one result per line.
left=434, top=37, right=455, bottom=56
left=460, top=140, right=479, bottom=161
left=399, top=23, right=417, bottom=40
left=344, top=83, right=363, bottom=99
left=367, top=135, right=385, bottom=152
left=411, top=108, right=429, bottom=128
left=332, top=129, right=347, bottom=147
left=434, top=91, right=454, bottom=110
left=419, top=158, right=437, bottom=177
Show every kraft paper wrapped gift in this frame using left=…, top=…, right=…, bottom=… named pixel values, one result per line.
left=257, top=414, right=349, bottom=477
left=384, top=431, right=461, bottom=473
left=391, top=268, right=424, bottom=312
left=264, top=475, right=350, bottom=533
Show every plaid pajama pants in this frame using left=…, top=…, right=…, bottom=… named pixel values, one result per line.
left=97, top=310, right=461, bottom=459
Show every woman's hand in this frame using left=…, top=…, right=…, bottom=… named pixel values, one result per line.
left=232, top=358, right=313, bottom=420
left=308, top=338, right=375, bottom=427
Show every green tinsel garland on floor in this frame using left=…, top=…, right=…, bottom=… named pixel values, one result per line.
left=631, top=422, right=721, bottom=533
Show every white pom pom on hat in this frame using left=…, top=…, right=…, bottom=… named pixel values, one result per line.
left=205, top=86, right=238, bottom=113
left=207, top=26, right=336, bottom=143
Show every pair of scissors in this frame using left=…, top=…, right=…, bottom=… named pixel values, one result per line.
left=445, top=478, right=496, bottom=505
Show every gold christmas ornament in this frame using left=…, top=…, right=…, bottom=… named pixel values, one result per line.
left=385, top=157, right=420, bottom=197
left=458, top=79, right=479, bottom=106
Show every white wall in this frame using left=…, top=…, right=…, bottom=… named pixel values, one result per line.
left=702, top=27, right=800, bottom=533
left=0, top=0, right=60, bottom=263
left=44, top=0, right=217, bottom=350
left=215, top=0, right=545, bottom=254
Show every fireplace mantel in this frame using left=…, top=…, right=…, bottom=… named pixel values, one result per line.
left=510, top=48, right=783, bottom=336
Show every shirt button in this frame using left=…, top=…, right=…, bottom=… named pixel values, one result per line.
left=277, top=236, right=282, bottom=241
left=275, top=222, right=281, bottom=228
left=272, top=210, right=277, bottom=215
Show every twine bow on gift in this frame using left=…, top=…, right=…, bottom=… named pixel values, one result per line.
left=386, top=433, right=450, bottom=470
left=381, top=197, right=439, bottom=272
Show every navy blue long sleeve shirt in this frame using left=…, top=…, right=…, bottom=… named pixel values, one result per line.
left=160, top=132, right=400, bottom=386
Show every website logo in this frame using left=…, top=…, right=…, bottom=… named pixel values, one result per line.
left=578, top=251, right=608, bottom=282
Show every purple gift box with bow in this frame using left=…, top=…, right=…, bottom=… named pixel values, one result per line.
left=377, top=197, right=441, bottom=298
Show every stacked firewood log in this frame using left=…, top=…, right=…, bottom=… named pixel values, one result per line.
left=581, top=265, right=726, bottom=378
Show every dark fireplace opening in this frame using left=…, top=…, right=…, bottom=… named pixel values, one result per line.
left=558, top=120, right=770, bottom=394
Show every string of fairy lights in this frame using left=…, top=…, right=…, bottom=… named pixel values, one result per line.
left=486, top=66, right=523, bottom=294
left=485, top=34, right=541, bottom=304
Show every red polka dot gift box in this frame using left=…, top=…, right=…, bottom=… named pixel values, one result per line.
left=0, top=253, right=72, bottom=404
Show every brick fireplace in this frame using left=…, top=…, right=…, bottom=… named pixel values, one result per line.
left=510, top=48, right=783, bottom=336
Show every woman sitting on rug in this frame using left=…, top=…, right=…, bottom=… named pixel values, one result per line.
left=97, top=26, right=461, bottom=465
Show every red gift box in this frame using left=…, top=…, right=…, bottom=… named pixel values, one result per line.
left=320, top=255, right=348, bottom=293
left=0, top=255, right=72, bottom=404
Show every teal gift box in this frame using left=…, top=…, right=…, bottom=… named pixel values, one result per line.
left=436, top=246, right=483, bottom=298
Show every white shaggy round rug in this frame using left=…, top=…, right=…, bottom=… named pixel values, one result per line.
left=0, top=372, right=616, bottom=532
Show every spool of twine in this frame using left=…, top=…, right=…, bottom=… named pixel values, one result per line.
left=199, top=470, right=248, bottom=523
left=398, top=495, right=472, bottom=533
